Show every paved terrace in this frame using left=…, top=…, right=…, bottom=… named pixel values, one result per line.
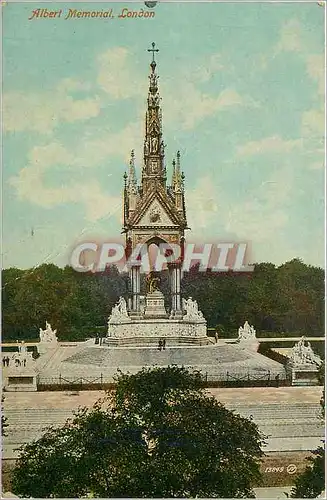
left=3, top=387, right=324, bottom=459
left=2, top=337, right=324, bottom=347
left=30, top=342, right=287, bottom=382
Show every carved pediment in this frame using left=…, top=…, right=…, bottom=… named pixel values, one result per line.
left=139, top=199, right=177, bottom=227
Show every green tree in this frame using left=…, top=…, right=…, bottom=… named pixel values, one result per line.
left=291, top=364, right=325, bottom=498
left=1, top=394, right=8, bottom=437
left=12, top=367, right=265, bottom=498
left=2, top=267, right=27, bottom=340
left=277, top=259, right=324, bottom=335
left=1, top=264, right=129, bottom=341
left=290, top=446, right=325, bottom=498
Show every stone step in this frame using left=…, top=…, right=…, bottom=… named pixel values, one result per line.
left=259, top=423, right=324, bottom=438
left=34, top=344, right=289, bottom=384
left=62, top=345, right=281, bottom=368
left=104, top=336, right=210, bottom=347
left=5, top=409, right=74, bottom=424
left=5, top=403, right=321, bottom=425
left=4, top=406, right=323, bottom=449
left=227, top=403, right=322, bottom=421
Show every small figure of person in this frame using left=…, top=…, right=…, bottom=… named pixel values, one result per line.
left=2, top=357, right=5, bottom=367
left=6, top=356, right=10, bottom=366
left=162, top=339, right=166, bottom=350
left=15, top=358, right=19, bottom=367
left=23, top=359, right=26, bottom=367
left=158, top=340, right=162, bottom=351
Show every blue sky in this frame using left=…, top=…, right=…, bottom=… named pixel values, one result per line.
left=3, top=1, right=325, bottom=269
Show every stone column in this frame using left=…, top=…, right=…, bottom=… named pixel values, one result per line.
left=130, top=265, right=141, bottom=315
left=170, top=264, right=183, bottom=318
left=175, top=264, right=182, bottom=313
left=171, top=265, right=176, bottom=313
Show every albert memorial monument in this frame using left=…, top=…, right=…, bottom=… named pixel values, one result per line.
left=11, top=43, right=316, bottom=385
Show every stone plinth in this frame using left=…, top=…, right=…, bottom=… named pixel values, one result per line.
left=286, top=363, right=320, bottom=386
left=107, top=294, right=208, bottom=347
left=106, top=317, right=208, bottom=347
left=144, top=291, right=167, bottom=318
left=286, top=337, right=321, bottom=385
left=4, top=367, right=37, bottom=392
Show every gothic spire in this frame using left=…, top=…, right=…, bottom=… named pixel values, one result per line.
left=172, top=158, right=176, bottom=189
left=123, top=171, right=128, bottom=227
left=142, top=42, right=166, bottom=191
left=127, top=149, right=137, bottom=194
left=175, top=151, right=182, bottom=192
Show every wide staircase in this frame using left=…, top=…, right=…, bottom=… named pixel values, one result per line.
left=3, top=408, right=74, bottom=459
left=64, top=345, right=250, bottom=367
left=104, top=336, right=211, bottom=347
left=57, top=344, right=286, bottom=382
left=3, top=402, right=323, bottom=459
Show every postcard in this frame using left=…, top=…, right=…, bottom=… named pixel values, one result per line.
left=2, top=1, right=325, bottom=498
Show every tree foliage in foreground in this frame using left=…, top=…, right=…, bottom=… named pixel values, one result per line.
left=290, top=446, right=325, bottom=498
left=291, top=364, right=325, bottom=498
left=12, top=367, right=265, bottom=498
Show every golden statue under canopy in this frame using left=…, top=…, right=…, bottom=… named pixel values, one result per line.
left=146, top=272, right=160, bottom=293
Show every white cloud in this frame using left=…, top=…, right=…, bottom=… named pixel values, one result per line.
left=164, top=83, right=258, bottom=130
left=7, top=110, right=145, bottom=220
left=73, top=122, right=143, bottom=168
left=186, top=166, right=294, bottom=248
left=4, top=48, right=242, bottom=138
left=97, top=47, right=144, bottom=99
left=73, top=182, right=121, bottom=222
left=186, top=176, right=219, bottom=230
left=275, top=18, right=303, bottom=53
left=28, top=142, right=75, bottom=169
left=8, top=140, right=123, bottom=221
left=4, top=88, right=101, bottom=135
left=309, top=161, right=324, bottom=171
left=57, top=78, right=92, bottom=93
left=256, top=54, right=268, bottom=71
left=305, top=54, right=325, bottom=96
left=191, top=53, right=224, bottom=83
left=224, top=169, right=292, bottom=242
left=9, top=161, right=120, bottom=222
left=302, top=108, right=325, bottom=137
left=237, top=135, right=303, bottom=157
left=275, top=19, right=325, bottom=98
left=96, top=47, right=256, bottom=131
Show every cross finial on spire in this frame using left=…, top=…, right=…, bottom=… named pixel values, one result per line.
left=148, top=42, right=159, bottom=63
left=148, top=42, right=159, bottom=72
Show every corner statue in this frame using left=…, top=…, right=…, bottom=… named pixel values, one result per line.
left=39, top=321, right=58, bottom=343
left=289, top=336, right=322, bottom=366
left=237, top=321, right=259, bottom=352
left=146, top=272, right=160, bottom=293
left=108, top=297, right=130, bottom=324
left=238, top=321, right=256, bottom=341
